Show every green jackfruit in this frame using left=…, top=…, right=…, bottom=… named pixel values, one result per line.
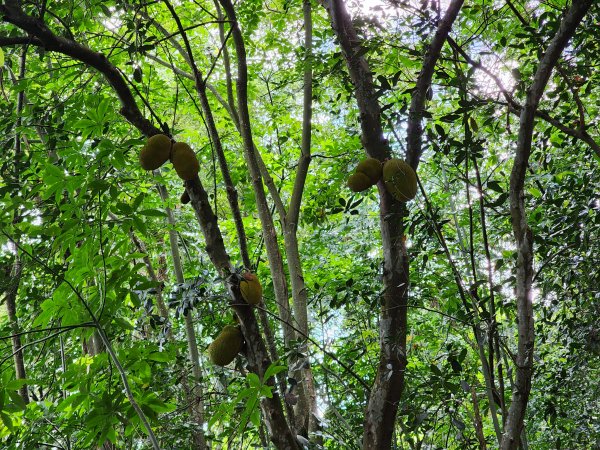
left=347, top=172, right=372, bottom=192
left=383, top=159, right=417, bottom=202
left=139, top=134, right=172, bottom=170
left=240, top=273, right=262, bottom=305
left=207, top=325, right=243, bottom=366
left=171, top=142, right=199, bottom=181
left=356, top=158, right=383, bottom=184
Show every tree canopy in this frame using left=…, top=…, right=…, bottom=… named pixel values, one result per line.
left=0, top=0, right=599, bottom=449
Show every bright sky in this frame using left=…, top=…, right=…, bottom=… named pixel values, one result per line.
left=353, top=0, right=453, bottom=17
left=355, top=0, right=387, bottom=16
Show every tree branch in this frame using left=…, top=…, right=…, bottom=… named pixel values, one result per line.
left=319, top=0, right=390, bottom=160
left=217, top=1, right=300, bottom=447
left=287, top=0, right=313, bottom=229
left=0, top=2, right=163, bottom=136
left=502, top=2, right=593, bottom=449
left=406, top=0, right=465, bottom=168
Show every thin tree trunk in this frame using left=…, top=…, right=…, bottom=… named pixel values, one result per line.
left=454, top=60, right=503, bottom=443
left=160, top=0, right=251, bottom=271
left=5, top=44, right=29, bottom=405
left=217, top=0, right=296, bottom=353
left=213, top=0, right=237, bottom=120
left=156, top=185, right=208, bottom=450
left=286, top=0, right=318, bottom=437
left=419, top=179, right=503, bottom=444
left=5, top=256, right=29, bottom=404
left=472, top=156, right=507, bottom=421
left=501, top=1, right=592, bottom=448
left=185, top=178, right=300, bottom=450
left=129, top=231, right=171, bottom=322
left=128, top=226, right=210, bottom=448
left=471, top=387, right=487, bottom=450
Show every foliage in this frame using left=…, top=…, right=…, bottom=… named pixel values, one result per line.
left=0, top=0, right=599, bottom=449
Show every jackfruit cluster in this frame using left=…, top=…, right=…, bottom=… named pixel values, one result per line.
left=239, top=272, right=262, bottom=305
left=207, top=325, right=243, bottom=366
left=347, top=158, right=383, bottom=192
left=382, top=159, right=417, bottom=202
left=139, top=135, right=200, bottom=195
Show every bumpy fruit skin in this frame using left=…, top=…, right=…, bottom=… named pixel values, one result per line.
left=171, top=142, right=199, bottom=181
left=139, top=134, right=172, bottom=170
left=180, top=190, right=190, bottom=204
left=356, top=158, right=383, bottom=184
left=207, top=325, right=243, bottom=366
left=240, top=273, right=262, bottom=305
left=347, top=172, right=372, bottom=192
left=383, top=158, right=417, bottom=202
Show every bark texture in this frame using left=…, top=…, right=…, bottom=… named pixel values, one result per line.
left=286, top=0, right=318, bottom=436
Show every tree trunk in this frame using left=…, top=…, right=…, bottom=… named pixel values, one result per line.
left=5, top=255, right=29, bottom=404
left=157, top=185, right=208, bottom=450
left=285, top=0, right=319, bottom=437
left=501, top=1, right=592, bottom=448
left=185, top=178, right=300, bottom=449
left=319, top=0, right=464, bottom=447
left=217, top=0, right=296, bottom=353
left=5, top=43, right=29, bottom=405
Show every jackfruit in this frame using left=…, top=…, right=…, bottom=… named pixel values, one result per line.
left=356, top=158, right=383, bottom=184
left=240, top=272, right=262, bottom=305
left=181, top=190, right=190, bottom=204
left=207, top=325, right=243, bottom=366
left=171, top=142, right=199, bottom=181
left=347, top=172, right=372, bottom=192
left=383, top=159, right=417, bottom=202
left=139, top=134, right=172, bottom=170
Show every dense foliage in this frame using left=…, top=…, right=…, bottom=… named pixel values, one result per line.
left=1, top=0, right=599, bottom=449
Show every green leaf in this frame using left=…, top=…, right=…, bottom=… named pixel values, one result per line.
left=147, top=351, right=171, bottom=362
left=430, top=364, right=443, bottom=377
left=139, top=209, right=167, bottom=217
left=113, top=317, right=135, bottom=330
left=260, top=385, right=273, bottom=398
left=529, top=187, right=542, bottom=199
left=5, top=379, right=32, bottom=391
left=0, top=412, right=13, bottom=431
left=246, top=373, right=261, bottom=389
left=263, top=363, right=286, bottom=382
